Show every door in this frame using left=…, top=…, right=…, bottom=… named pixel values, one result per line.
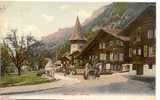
left=136, top=64, right=143, bottom=75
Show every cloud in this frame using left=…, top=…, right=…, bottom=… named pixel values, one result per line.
left=60, top=5, right=70, bottom=11
left=42, top=14, right=54, bottom=23
left=78, top=10, right=91, bottom=19
left=22, top=24, right=43, bottom=39
left=22, top=24, right=40, bottom=34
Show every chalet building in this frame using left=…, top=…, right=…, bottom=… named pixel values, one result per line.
left=77, top=28, right=129, bottom=72
left=119, top=5, right=156, bottom=76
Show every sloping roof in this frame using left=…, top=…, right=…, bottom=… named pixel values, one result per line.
left=69, top=50, right=80, bottom=56
left=101, top=27, right=129, bottom=41
left=118, top=4, right=155, bottom=36
left=93, top=26, right=129, bottom=41
left=69, top=16, right=87, bottom=41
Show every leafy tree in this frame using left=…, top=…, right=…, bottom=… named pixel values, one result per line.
left=25, top=35, right=45, bottom=70
left=0, top=41, right=12, bottom=76
left=56, top=40, right=70, bottom=59
left=5, top=29, right=37, bottom=75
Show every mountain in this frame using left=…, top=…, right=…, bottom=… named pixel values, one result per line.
left=41, top=2, right=155, bottom=51
left=41, top=27, right=73, bottom=49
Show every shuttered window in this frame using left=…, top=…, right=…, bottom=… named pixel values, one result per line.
left=100, top=53, right=106, bottom=61
left=119, top=53, right=124, bottom=61
left=129, top=48, right=132, bottom=57
left=147, top=30, right=153, bottom=39
left=110, top=53, right=114, bottom=61
left=144, top=45, right=148, bottom=57
left=148, top=46, right=155, bottom=57
left=133, top=49, right=137, bottom=55
left=138, top=48, right=142, bottom=55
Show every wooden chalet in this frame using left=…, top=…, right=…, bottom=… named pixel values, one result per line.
left=77, top=28, right=129, bottom=72
left=119, top=5, right=156, bottom=75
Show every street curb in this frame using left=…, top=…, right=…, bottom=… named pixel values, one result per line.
left=0, top=74, right=81, bottom=95
left=0, top=80, right=80, bottom=95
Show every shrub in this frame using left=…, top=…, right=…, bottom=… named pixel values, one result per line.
left=36, top=69, right=45, bottom=76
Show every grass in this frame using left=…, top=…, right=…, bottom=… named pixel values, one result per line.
left=0, top=72, right=54, bottom=87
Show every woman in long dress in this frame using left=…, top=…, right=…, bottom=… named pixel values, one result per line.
left=84, top=62, right=91, bottom=79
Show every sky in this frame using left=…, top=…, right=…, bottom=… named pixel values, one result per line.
left=0, top=2, right=110, bottom=40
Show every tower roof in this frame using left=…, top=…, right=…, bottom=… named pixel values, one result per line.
left=69, top=16, right=87, bottom=41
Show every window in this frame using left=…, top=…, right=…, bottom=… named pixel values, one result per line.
left=110, top=53, right=114, bottom=61
left=100, top=53, right=106, bottom=60
left=136, top=33, right=141, bottom=42
left=95, top=55, right=98, bottom=60
left=71, top=44, right=78, bottom=49
left=102, top=43, right=105, bottom=49
left=144, top=45, right=148, bottom=57
left=133, top=49, right=137, bottom=55
left=149, top=46, right=155, bottom=57
left=147, top=30, right=153, bottom=39
left=120, top=41, right=124, bottom=46
left=119, top=53, right=124, bottom=61
left=89, top=56, right=92, bottom=60
left=114, top=53, right=118, bottom=61
left=79, top=44, right=84, bottom=49
left=99, top=43, right=105, bottom=49
left=99, top=43, right=102, bottom=49
left=116, top=40, right=120, bottom=45
left=138, top=48, right=142, bottom=55
left=109, top=41, right=113, bottom=46
left=129, top=48, right=132, bottom=57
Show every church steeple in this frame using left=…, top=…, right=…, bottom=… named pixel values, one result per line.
left=69, top=16, right=87, bottom=54
left=69, top=16, right=87, bottom=41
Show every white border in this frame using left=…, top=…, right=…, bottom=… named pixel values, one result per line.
left=0, top=0, right=159, bottom=100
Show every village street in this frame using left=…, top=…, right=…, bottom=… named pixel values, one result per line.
left=9, top=72, right=155, bottom=95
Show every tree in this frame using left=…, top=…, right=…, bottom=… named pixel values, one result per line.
left=0, top=41, right=11, bottom=76
left=5, top=29, right=36, bottom=75
left=24, top=35, right=44, bottom=70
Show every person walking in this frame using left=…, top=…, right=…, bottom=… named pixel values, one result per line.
left=95, top=61, right=102, bottom=79
left=84, top=62, right=91, bottom=80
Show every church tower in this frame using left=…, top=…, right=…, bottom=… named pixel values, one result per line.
left=69, top=16, right=87, bottom=54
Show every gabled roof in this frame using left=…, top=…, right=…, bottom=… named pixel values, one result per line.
left=69, top=16, right=87, bottom=41
left=101, top=27, right=129, bottom=41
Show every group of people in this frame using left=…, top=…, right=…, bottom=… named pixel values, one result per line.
left=84, top=61, right=102, bottom=80
left=61, top=60, right=103, bottom=80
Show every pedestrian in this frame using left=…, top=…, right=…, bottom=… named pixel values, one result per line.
left=95, top=61, right=102, bottom=79
left=84, top=62, right=91, bottom=80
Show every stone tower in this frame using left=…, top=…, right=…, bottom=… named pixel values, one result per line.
left=69, top=16, right=87, bottom=54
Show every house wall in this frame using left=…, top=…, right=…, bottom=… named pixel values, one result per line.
left=127, top=6, right=156, bottom=76
left=143, top=64, right=155, bottom=77
left=127, top=64, right=155, bottom=77
left=71, top=42, right=86, bottom=54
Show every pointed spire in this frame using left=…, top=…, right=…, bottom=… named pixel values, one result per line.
left=74, top=16, right=81, bottom=33
left=69, top=16, right=87, bottom=41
